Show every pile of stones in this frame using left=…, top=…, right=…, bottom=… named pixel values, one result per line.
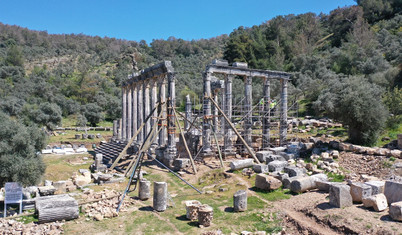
left=325, top=180, right=402, bottom=221
left=288, top=117, right=342, bottom=134
left=80, top=189, right=135, bottom=221
left=0, top=218, right=64, bottom=234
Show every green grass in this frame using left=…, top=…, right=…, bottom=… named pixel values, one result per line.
left=327, top=172, right=345, bottom=182
left=16, top=212, right=38, bottom=224
left=253, top=188, right=291, bottom=202
left=376, top=121, right=402, bottom=147
left=49, top=130, right=112, bottom=144
left=43, top=154, right=92, bottom=182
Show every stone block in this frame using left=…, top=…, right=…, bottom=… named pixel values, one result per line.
left=329, top=184, right=353, bottom=208
left=284, top=166, right=306, bottom=177
left=256, top=151, right=272, bottom=163
left=267, top=160, right=288, bottom=172
left=362, top=193, right=388, bottom=212
left=268, top=147, right=286, bottom=154
left=389, top=201, right=402, bottom=221
left=384, top=180, right=402, bottom=204
left=53, top=181, right=66, bottom=194
left=185, top=200, right=201, bottom=221
left=265, top=155, right=286, bottom=164
left=273, top=173, right=289, bottom=182
left=316, top=181, right=343, bottom=192
left=279, top=152, right=294, bottom=160
left=38, top=186, right=56, bottom=196
left=230, top=159, right=254, bottom=171
left=283, top=176, right=302, bottom=189
left=173, top=158, right=190, bottom=171
left=255, top=174, right=282, bottom=191
left=233, top=190, right=247, bottom=212
left=350, top=182, right=372, bottom=203
left=290, top=174, right=328, bottom=193
left=339, top=143, right=351, bottom=151
left=252, top=164, right=269, bottom=173
left=390, top=150, right=401, bottom=158
left=365, top=180, right=385, bottom=195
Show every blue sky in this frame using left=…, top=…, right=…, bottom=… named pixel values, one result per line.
left=0, top=0, right=356, bottom=43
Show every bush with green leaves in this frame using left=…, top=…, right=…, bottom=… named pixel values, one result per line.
left=314, top=76, right=388, bottom=145
left=0, top=111, right=46, bottom=187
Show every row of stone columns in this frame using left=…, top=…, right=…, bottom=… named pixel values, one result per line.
left=117, top=74, right=176, bottom=157
left=202, top=74, right=289, bottom=155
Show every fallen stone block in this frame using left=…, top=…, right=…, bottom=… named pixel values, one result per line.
left=389, top=201, right=402, bottom=221
left=198, top=204, right=213, bottom=227
left=252, top=164, right=269, bottom=173
left=279, top=152, right=294, bottom=160
left=290, top=174, right=328, bottom=193
left=230, top=159, right=254, bottom=171
left=329, top=184, right=353, bottom=208
left=38, top=186, right=56, bottom=196
left=267, top=160, right=288, bottom=172
left=283, top=176, right=303, bottom=189
left=52, top=181, right=66, bottom=194
left=384, top=181, right=402, bottom=204
left=265, top=155, right=286, bottom=163
left=173, top=158, right=190, bottom=171
left=339, top=143, right=351, bottom=151
left=350, top=182, right=372, bottom=203
left=256, top=151, right=272, bottom=163
left=362, top=193, right=388, bottom=212
left=185, top=200, right=201, bottom=221
left=255, top=174, right=282, bottom=191
left=284, top=166, right=306, bottom=177
left=316, top=181, right=343, bottom=192
left=268, top=147, right=286, bottom=154
left=35, top=194, right=78, bottom=223
left=233, top=190, right=247, bottom=212
left=390, top=150, right=401, bottom=159
left=364, top=181, right=385, bottom=195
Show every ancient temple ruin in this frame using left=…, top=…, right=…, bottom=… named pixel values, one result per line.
left=105, top=59, right=291, bottom=171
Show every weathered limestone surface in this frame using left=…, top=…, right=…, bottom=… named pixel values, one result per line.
left=350, top=182, right=372, bottom=203
left=290, top=174, right=328, bottom=193
left=153, top=182, right=167, bottom=212
left=230, top=159, right=254, bottom=171
left=253, top=164, right=268, bottom=173
left=35, top=194, right=79, bottom=223
left=198, top=204, right=213, bottom=227
left=256, top=151, right=272, bottom=163
left=362, top=193, right=388, bottom=211
left=284, top=166, right=306, bottom=177
left=185, top=200, right=201, bottom=221
left=139, top=180, right=151, bottom=201
left=329, top=184, right=353, bottom=208
left=267, top=160, right=288, bottom=172
left=365, top=181, right=385, bottom=195
left=233, top=190, right=247, bottom=212
left=384, top=181, right=402, bottom=204
left=389, top=201, right=402, bottom=221
left=255, top=174, right=282, bottom=191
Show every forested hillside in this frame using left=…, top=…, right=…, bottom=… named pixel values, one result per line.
left=0, top=0, right=401, bottom=185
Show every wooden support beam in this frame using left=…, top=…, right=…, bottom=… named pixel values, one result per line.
left=208, top=96, right=260, bottom=164
left=172, top=107, right=197, bottom=174
left=109, top=103, right=162, bottom=170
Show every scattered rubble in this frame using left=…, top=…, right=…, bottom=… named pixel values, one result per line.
left=0, top=218, right=64, bottom=235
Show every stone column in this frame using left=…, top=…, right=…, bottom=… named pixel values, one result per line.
left=150, top=79, right=158, bottom=145
left=185, top=94, right=192, bottom=130
left=158, top=77, right=167, bottom=147
left=165, top=72, right=177, bottom=161
left=202, top=72, right=213, bottom=155
left=153, top=182, right=167, bottom=212
left=280, top=78, right=288, bottom=146
left=118, top=118, right=122, bottom=140
left=144, top=80, right=151, bottom=140
left=224, top=75, right=234, bottom=154
left=137, top=81, right=144, bottom=143
left=127, top=83, right=132, bottom=140
left=244, top=76, right=253, bottom=149
left=113, top=120, right=118, bottom=138
left=132, top=83, right=138, bottom=141
left=213, top=91, right=219, bottom=132
left=262, top=77, right=270, bottom=150
left=198, top=205, right=213, bottom=227
left=139, top=179, right=151, bottom=201
left=121, top=86, right=127, bottom=141
left=220, top=82, right=225, bottom=134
